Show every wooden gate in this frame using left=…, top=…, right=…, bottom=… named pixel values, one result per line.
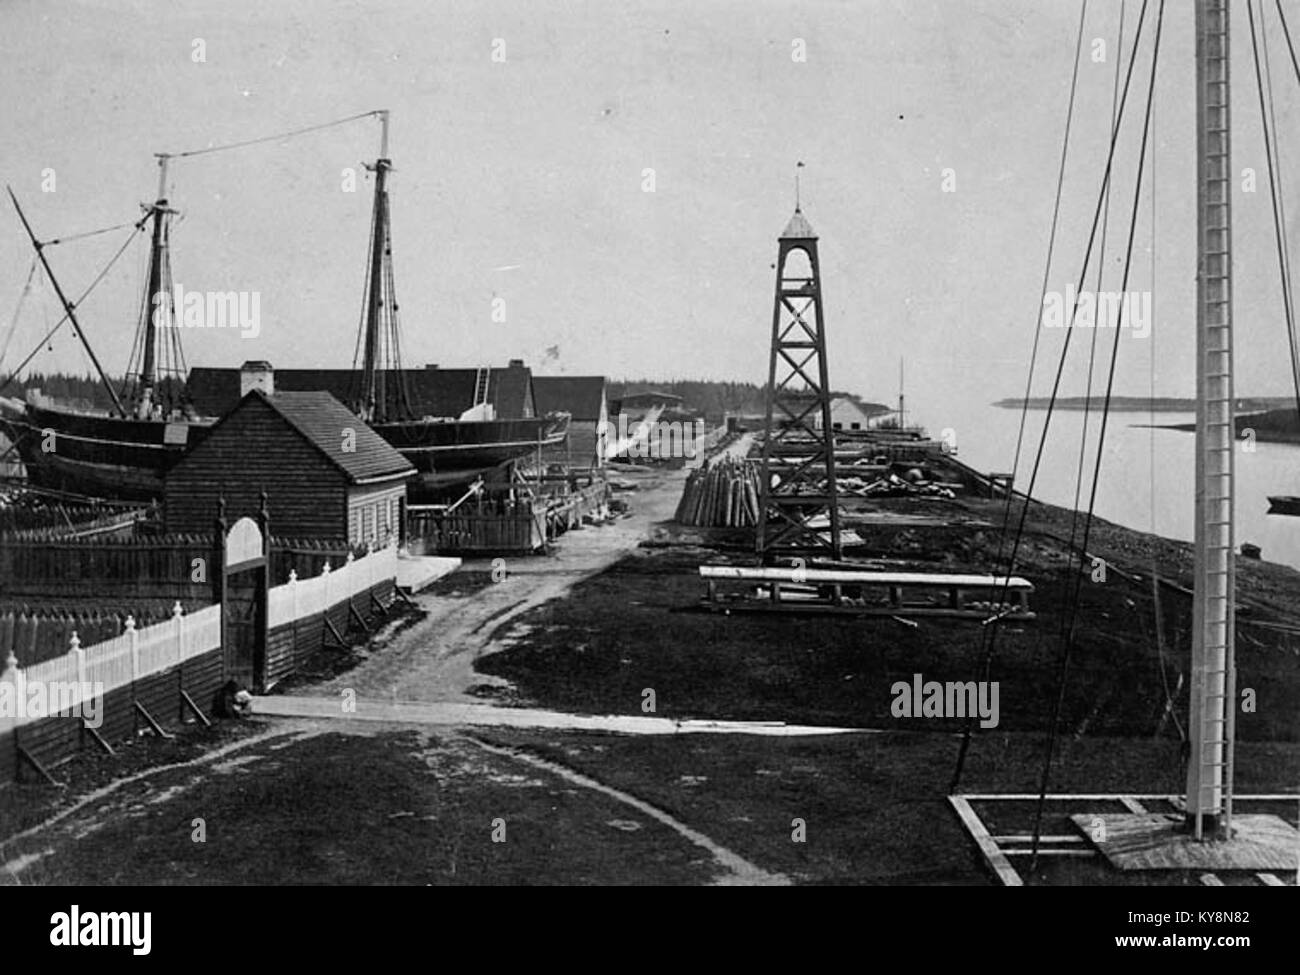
left=216, top=507, right=269, bottom=691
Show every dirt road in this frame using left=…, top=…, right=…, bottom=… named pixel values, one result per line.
left=300, top=467, right=687, bottom=705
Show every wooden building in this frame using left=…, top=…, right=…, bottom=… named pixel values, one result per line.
left=187, top=359, right=538, bottom=420
left=532, top=376, right=609, bottom=470
left=817, top=395, right=890, bottom=432
left=165, top=388, right=415, bottom=545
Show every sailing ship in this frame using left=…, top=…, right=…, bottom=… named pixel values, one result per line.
left=0, top=159, right=217, bottom=500
left=328, top=113, right=569, bottom=495
left=1, top=112, right=568, bottom=501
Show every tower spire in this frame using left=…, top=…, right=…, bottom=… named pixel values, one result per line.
left=756, top=197, right=841, bottom=560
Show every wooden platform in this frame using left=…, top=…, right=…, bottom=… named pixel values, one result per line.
left=951, top=794, right=1299, bottom=886
left=1070, top=813, right=1299, bottom=872
left=701, top=566, right=1034, bottom=619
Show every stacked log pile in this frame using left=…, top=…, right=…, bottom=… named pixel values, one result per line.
left=675, top=458, right=761, bottom=527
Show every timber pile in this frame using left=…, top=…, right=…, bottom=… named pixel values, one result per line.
left=675, top=458, right=761, bottom=527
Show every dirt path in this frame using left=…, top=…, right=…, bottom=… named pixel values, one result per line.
left=255, top=693, right=874, bottom=735
left=466, top=735, right=790, bottom=886
left=300, top=468, right=687, bottom=704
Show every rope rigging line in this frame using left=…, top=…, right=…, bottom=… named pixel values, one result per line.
left=1146, top=70, right=1182, bottom=746
left=0, top=220, right=148, bottom=399
left=950, top=0, right=1092, bottom=792
left=40, top=218, right=143, bottom=248
left=1068, top=0, right=1127, bottom=588
left=1029, top=0, right=1166, bottom=868
left=951, top=0, right=1154, bottom=793
left=0, top=258, right=39, bottom=373
left=158, top=109, right=386, bottom=161
left=1249, top=0, right=1300, bottom=420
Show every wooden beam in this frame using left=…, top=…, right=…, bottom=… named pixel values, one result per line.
left=1257, top=872, right=1285, bottom=886
left=1119, top=797, right=1149, bottom=815
left=324, top=616, right=348, bottom=648
left=82, top=720, right=115, bottom=755
left=17, top=745, right=61, bottom=787
left=179, top=689, right=212, bottom=728
left=133, top=701, right=174, bottom=739
left=348, top=599, right=372, bottom=633
left=948, top=796, right=1022, bottom=887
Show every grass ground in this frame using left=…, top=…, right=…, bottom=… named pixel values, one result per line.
left=3, top=487, right=1296, bottom=885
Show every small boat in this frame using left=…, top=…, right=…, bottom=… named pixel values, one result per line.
left=1266, top=495, right=1300, bottom=516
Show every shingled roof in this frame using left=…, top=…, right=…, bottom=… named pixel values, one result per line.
left=187, top=364, right=536, bottom=421
left=230, top=390, right=413, bottom=483
left=531, top=376, right=606, bottom=421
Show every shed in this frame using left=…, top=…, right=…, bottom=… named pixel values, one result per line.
left=165, top=389, right=415, bottom=546
left=818, top=395, right=891, bottom=432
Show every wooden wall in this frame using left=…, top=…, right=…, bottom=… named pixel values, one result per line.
left=0, top=576, right=396, bottom=785
left=164, top=395, right=348, bottom=539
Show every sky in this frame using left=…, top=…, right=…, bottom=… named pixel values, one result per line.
left=2, top=0, right=1299, bottom=433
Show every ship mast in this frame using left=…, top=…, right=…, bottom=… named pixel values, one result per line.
left=138, top=154, right=177, bottom=418
left=5, top=187, right=126, bottom=417
left=1186, top=0, right=1235, bottom=841
left=359, top=111, right=391, bottom=421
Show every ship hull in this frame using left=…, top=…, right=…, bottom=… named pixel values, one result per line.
left=1267, top=495, right=1300, bottom=516
left=0, top=400, right=213, bottom=501
left=372, top=412, right=570, bottom=491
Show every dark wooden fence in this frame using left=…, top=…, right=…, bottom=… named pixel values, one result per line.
left=0, top=601, right=206, bottom=668
left=0, top=547, right=400, bottom=786
left=0, top=533, right=360, bottom=602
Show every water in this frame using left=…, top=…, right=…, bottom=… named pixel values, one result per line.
left=948, top=404, right=1300, bottom=572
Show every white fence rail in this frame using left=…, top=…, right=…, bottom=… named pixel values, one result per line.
left=0, top=543, right=397, bottom=734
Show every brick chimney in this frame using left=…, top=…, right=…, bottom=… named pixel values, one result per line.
left=240, top=360, right=274, bottom=397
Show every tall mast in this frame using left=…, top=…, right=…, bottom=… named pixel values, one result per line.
left=360, top=111, right=391, bottom=420
left=1186, top=0, right=1235, bottom=841
left=140, top=154, right=173, bottom=412
left=898, top=357, right=905, bottom=430
left=5, top=187, right=126, bottom=417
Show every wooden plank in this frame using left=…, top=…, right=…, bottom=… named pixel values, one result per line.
left=1256, top=872, right=1285, bottom=886
left=82, top=721, right=115, bottom=755
left=959, top=793, right=1300, bottom=801
left=992, top=834, right=1086, bottom=844
left=1072, top=813, right=1299, bottom=872
left=1200, top=873, right=1225, bottom=887
left=702, top=600, right=1034, bottom=620
left=1119, top=797, right=1149, bottom=815
left=133, top=701, right=174, bottom=740
left=16, top=744, right=61, bottom=787
left=699, top=565, right=1034, bottom=588
left=179, top=689, right=211, bottom=728
left=948, top=796, right=1022, bottom=887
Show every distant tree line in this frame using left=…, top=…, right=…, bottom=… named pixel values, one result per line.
left=608, top=379, right=888, bottom=424
left=0, top=372, right=186, bottom=413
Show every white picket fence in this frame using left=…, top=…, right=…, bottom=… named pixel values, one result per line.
left=0, top=542, right=398, bottom=735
